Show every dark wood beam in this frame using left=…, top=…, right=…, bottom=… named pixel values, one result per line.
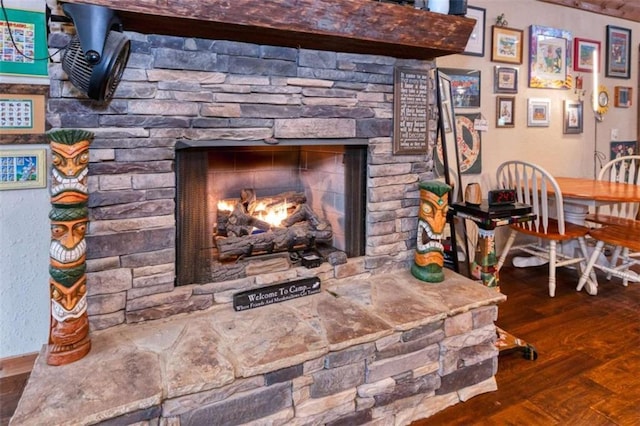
left=60, top=0, right=475, bottom=59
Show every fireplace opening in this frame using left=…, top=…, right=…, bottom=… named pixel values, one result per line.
left=175, top=142, right=367, bottom=286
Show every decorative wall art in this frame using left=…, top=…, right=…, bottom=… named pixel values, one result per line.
left=606, top=25, right=631, bottom=79
left=527, top=98, right=551, bottom=127
left=439, top=68, right=481, bottom=109
left=0, top=7, right=48, bottom=78
left=0, top=93, right=45, bottom=134
left=463, top=6, right=486, bottom=57
left=494, top=66, right=518, bottom=93
left=563, top=100, right=583, bottom=134
left=0, top=148, right=46, bottom=190
left=529, top=25, right=572, bottom=89
left=614, top=86, right=632, bottom=108
left=491, top=26, right=524, bottom=64
left=392, top=67, right=430, bottom=154
left=610, top=140, right=636, bottom=160
left=435, top=113, right=482, bottom=175
left=573, top=38, right=600, bottom=73
left=496, top=96, right=515, bottom=128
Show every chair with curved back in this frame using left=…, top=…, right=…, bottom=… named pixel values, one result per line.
left=586, top=155, right=640, bottom=227
left=495, top=160, right=593, bottom=297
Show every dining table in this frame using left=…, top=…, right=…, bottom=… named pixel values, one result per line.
left=512, top=176, right=640, bottom=294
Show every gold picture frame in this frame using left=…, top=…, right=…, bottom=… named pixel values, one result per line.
left=0, top=148, right=47, bottom=190
left=491, top=26, right=524, bottom=64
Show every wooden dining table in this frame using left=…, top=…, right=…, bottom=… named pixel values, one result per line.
left=514, top=176, right=640, bottom=294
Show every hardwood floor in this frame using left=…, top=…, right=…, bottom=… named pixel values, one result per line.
left=416, top=257, right=640, bottom=425
left=2, top=258, right=639, bottom=425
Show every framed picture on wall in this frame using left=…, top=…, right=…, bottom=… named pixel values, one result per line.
left=563, top=100, right=583, bottom=134
left=494, top=66, right=518, bottom=93
left=462, top=6, right=486, bottom=57
left=527, top=98, right=551, bottom=127
left=439, top=68, right=481, bottom=108
left=496, top=96, right=515, bottom=128
left=0, top=149, right=47, bottom=190
left=573, top=38, right=600, bottom=73
left=610, top=140, right=637, bottom=160
left=614, top=86, right=632, bottom=107
left=491, top=26, right=524, bottom=64
left=606, top=25, right=632, bottom=79
left=529, top=25, right=572, bottom=89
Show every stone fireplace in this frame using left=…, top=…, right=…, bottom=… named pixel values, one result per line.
left=11, top=5, right=506, bottom=424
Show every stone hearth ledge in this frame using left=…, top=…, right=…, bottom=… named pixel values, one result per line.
left=11, top=269, right=506, bottom=425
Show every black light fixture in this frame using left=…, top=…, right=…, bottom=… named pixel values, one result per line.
left=61, top=3, right=130, bottom=102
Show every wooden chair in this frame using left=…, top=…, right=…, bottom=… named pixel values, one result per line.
left=495, top=160, right=592, bottom=297
left=586, top=155, right=640, bottom=227
left=577, top=224, right=640, bottom=292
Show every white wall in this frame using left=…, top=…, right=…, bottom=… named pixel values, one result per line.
left=0, top=0, right=50, bottom=358
left=437, top=0, right=640, bottom=182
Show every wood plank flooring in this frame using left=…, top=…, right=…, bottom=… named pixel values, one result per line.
left=415, top=257, right=640, bottom=425
left=2, top=257, right=639, bottom=425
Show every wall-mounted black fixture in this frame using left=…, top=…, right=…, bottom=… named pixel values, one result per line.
left=61, top=3, right=130, bottom=102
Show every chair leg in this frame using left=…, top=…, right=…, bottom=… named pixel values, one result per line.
left=548, top=240, right=557, bottom=297
left=577, top=240, right=604, bottom=295
left=496, top=230, right=517, bottom=272
left=578, top=237, right=598, bottom=287
left=607, top=245, right=623, bottom=281
left=621, top=247, right=630, bottom=287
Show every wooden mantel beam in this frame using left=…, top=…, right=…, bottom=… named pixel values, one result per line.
left=60, top=0, right=475, bottom=59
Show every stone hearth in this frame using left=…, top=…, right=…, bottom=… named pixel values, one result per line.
left=12, top=270, right=505, bottom=425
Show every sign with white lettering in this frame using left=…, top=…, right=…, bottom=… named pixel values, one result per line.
left=233, top=277, right=321, bottom=311
left=393, top=67, right=430, bottom=155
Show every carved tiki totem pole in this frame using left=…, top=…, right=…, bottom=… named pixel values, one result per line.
left=411, top=180, right=451, bottom=283
left=46, top=130, right=93, bottom=366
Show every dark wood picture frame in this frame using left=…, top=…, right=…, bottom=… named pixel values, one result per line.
left=606, top=25, right=632, bottom=79
left=496, top=96, right=515, bottom=128
left=614, top=86, right=632, bottom=107
left=392, top=67, right=430, bottom=154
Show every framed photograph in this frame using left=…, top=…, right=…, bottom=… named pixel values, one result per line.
left=439, top=68, right=481, bottom=109
left=0, top=149, right=46, bottom=190
left=610, top=141, right=637, bottom=160
left=529, top=25, right=572, bottom=89
left=463, top=6, right=486, bottom=57
left=527, top=98, right=551, bottom=127
left=563, top=100, right=583, bottom=134
left=573, top=38, right=600, bottom=73
left=496, top=96, right=515, bottom=128
left=614, top=86, right=632, bottom=108
left=606, top=25, right=632, bottom=79
left=494, top=66, right=518, bottom=93
left=491, top=26, right=524, bottom=64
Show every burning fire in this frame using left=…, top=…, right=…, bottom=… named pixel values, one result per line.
left=217, top=199, right=290, bottom=227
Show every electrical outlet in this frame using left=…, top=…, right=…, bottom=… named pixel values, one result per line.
left=611, top=128, right=619, bottom=140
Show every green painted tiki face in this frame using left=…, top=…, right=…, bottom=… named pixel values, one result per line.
left=411, top=181, right=450, bottom=283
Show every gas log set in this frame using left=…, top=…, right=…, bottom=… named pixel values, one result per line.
left=215, top=189, right=333, bottom=261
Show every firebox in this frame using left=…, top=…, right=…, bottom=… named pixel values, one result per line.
left=175, top=140, right=367, bottom=286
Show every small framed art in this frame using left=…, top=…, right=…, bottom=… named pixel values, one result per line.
left=491, top=26, right=524, bottom=64
left=606, top=25, right=631, bottom=79
left=0, top=149, right=47, bottom=190
left=439, top=68, right=481, bottom=109
left=614, top=86, right=632, bottom=108
left=463, top=6, right=486, bottom=57
left=529, top=25, right=572, bottom=89
left=573, top=38, right=600, bottom=73
left=494, top=66, right=518, bottom=93
left=496, top=96, right=515, bottom=128
left=527, top=98, right=551, bottom=127
left=563, top=100, right=583, bottom=134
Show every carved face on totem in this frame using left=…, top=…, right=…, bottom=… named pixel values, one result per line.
left=412, top=181, right=451, bottom=283
left=50, top=140, right=90, bottom=205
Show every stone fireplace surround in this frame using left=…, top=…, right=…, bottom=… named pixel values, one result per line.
left=12, top=21, right=505, bottom=425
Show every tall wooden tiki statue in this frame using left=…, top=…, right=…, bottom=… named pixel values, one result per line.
left=411, top=180, right=451, bottom=283
left=46, top=130, right=93, bottom=366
